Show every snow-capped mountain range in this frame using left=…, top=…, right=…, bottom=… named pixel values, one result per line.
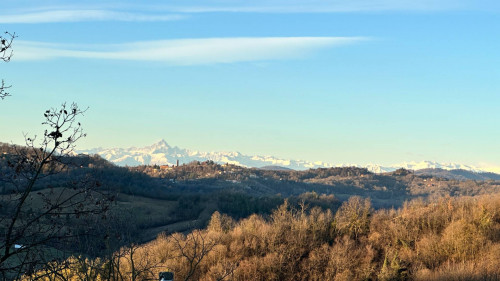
left=77, top=140, right=495, bottom=174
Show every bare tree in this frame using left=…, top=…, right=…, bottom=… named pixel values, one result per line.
left=170, top=230, right=219, bottom=281
left=0, top=103, right=113, bottom=280
left=334, top=196, right=372, bottom=240
left=125, top=243, right=164, bottom=281
left=1, top=31, right=16, bottom=100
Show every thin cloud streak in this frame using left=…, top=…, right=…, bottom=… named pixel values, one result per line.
left=0, top=0, right=486, bottom=24
left=14, top=37, right=368, bottom=65
left=0, top=9, right=186, bottom=23
left=138, top=0, right=498, bottom=13
left=162, top=0, right=463, bottom=13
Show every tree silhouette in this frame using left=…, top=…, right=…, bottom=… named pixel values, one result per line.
left=0, top=31, right=16, bottom=100
left=0, top=103, right=113, bottom=280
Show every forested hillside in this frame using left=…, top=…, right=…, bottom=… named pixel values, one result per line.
left=2, top=143, right=500, bottom=280
left=26, top=195, right=500, bottom=280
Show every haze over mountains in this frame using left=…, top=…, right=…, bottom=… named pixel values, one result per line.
left=77, top=140, right=497, bottom=175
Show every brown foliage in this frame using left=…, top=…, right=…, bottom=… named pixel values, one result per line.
left=26, top=194, right=500, bottom=281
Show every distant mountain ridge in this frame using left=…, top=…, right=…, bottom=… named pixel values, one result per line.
left=78, top=139, right=335, bottom=170
left=259, top=166, right=295, bottom=171
left=414, top=168, right=500, bottom=181
left=77, top=140, right=498, bottom=175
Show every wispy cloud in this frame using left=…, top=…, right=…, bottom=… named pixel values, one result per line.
left=0, top=9, right=186, bottom=23
left=161, top=0, right=465, bottom=13
left=13, top=37, right=368, bottom=65
left=1, top=0, right=490, bottom=24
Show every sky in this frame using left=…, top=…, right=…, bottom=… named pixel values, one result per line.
left=0, top=0, right=499, bottom=170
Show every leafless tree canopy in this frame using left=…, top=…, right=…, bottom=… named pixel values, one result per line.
left=0, top=32, right=15, bottom=62
left=0, top=103, right=113, bottom=280
left=0, top=31, right=16, bottom=100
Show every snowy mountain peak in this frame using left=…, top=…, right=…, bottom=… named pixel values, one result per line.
left=77, top=140, right=497, bottom=174
left=392, top=161, right=483, bottom=173
left=150, top=139, right=170, bottom=149
left=134, top=139, right=172, bottom=155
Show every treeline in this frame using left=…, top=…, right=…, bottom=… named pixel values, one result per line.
left=132, top=160, right=500, bottom=201
left=131, top=160, right=372, bottom=183
left=3, top=145, right=500, bottom=205
left=26, top=194, right=500, bottom=281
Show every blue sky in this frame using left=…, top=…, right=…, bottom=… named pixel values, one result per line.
left=0, top=0, right=499, bottom=169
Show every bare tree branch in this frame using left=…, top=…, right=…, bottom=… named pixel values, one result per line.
left=170, top=230, right=219, bottom=281
left=0, top=31, right=15, bottom=62
left=0, top=103, right=113, bottom=280
left=0, top=31, right=16, bottom=100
